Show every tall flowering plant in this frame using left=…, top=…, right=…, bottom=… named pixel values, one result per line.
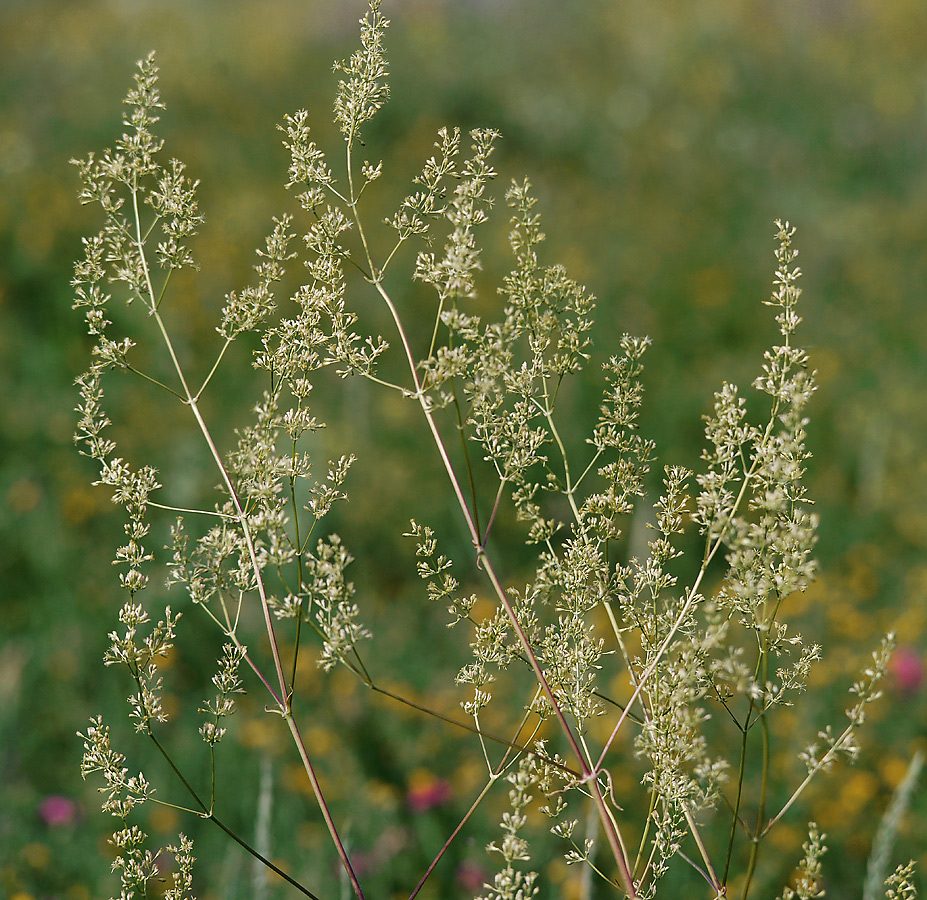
left=71, top=3, right=915, bottom=898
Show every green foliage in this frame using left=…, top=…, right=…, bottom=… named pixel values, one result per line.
left=64, top=5, right=923, bottom=900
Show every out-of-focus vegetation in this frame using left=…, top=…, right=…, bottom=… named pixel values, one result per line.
left=1, top=1, right=925, bottom=898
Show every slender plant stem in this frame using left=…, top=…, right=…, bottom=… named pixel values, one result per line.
left=131, top=182, right=362, bottom=899
left=371, top=277, right=639, bottom=899
left=451, top=378, right=482, bottom=538
left=408, top=776, right=498, bottom=900
left=196, top=337, right=233, bottom=399
left=211, top=809, right=323, bottom=900
left=739, top=709, right=770, bottom=900
left=760, top=719, right=854, bottom=837
left=143, top=729, right=321, bottom=899
left=410, top=704, right=542, bottom=900
left=541, top=401, right=583, bottom=524
left=684, top=806, right=723, bottom=895
left=482, top=478, right=506, bottom=547
left=148, top=501, right=234, bottom=518
left=288, top=469, right=305, bottom=696
left=367, top=682, right=578, bottom=777
left=284, top=712, right=365, bottom=900
left=723, top=698, right=754, bottom=885
left=125, top=364, right=186, bottom=399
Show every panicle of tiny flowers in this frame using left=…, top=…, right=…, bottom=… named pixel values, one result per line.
left=883, top=861, right=918, bottom=900
left=72, top=51, right=201, bottom=311
left=167, top=512, right=245, bottom=612
left=226, top=390, right=290, bottom=509
left=98, top=458, right=161, bottom=595
left=279, top=108, right=335, bottom=210
left=847, top=631, right=895, bottom=728
left=694, top=225, right=819, bottom=717
left=70, top=234, right=121, bottom=463
left=164, top=834, right=197, bottom=900
left=582, top=336, right=656, bottom=542
left=306, top=535, right=371, bottom=671
left=110, top=824, right=162, bottom=900
left=615, top=466, right=691, bottom=651
left=461, top=178, right=597, bottom=515
left=778, top=822, right=826, bottom=900
left=414, top=128, right=499, bottom=302
left=798, top=633, right=895, bottom=778
left=757, top=221, right=814, bottom=405
left=531, top=534, right=607, bottom=728
left=148, top=157, right=203, bottom=270
left=307, top=454, right=355, bottom=520
left=535, top=617, right=604, bottom=728
left=222, top=389, right=312, bottom=584
left=71, top=53, right=209, bottom=715
left=458, top=584, right=544, bottom=719
left=388, top=126, right=461, bottom=243
left=478, top=754, right=540, bottom=900
left=71, top=234, right=112, bottom=336
left=499, top=178, right=595, bottom=380
left=322, top=282, right=391, bottom=378
left=219, top=216, right=296, bottom=340
left=199, top=643, right=246, bottom=745
left=118, top=51, right=165, bottom=180
left=333, top=0, right=390, bottom=144
left=105, top=603, right=181, bottom=731
left=403, top=520, right=477, bottom=626
left=79, top=715, right=155, bottom=819
left=74, top=365, right=115, bottom=462
left=71, top=56, right=209, bottom=899
left=78, top=720, right=194, bottom=900
left=694, top=381, right=757, bottom=542
left=267, top=129, right=389, bottom=378
left=534, top=739, right=579, bottom=820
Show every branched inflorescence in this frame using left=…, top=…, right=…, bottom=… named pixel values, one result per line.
left=73, top=5, right=904, bottom=900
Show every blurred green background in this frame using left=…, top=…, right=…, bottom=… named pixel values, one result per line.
left=2, top=0, right=926, bottom=898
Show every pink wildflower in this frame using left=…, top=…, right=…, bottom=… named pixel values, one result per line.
left=38, top=794, right=79, bottom=827
left=889, top=645, right=924, bottom=693
left=406, top=772, right=452, bottom=813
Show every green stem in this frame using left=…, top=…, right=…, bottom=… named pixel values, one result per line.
left=196, top=338, right=233, bottom=399
left=144, top=730, right=320, bottom=899
left=723, top=697, right=754, bottom=886
left=740, top=710, right=770, bottom=900
left=684, top=806, right=723, bottom=894
left=482, top=478, right=506, bottom=547
left=125, top=364, right=185, bottom=399
left=147, top=501, right=233, bottom=518
left=288, top=456, right=306, bottom=698
left=543, top=402, right=583, bottom=523
left=632, top=782, right=657, bottom=881
left=451, top=378, right=482, bottom=538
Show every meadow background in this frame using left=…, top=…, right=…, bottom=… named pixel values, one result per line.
left=1, top=0, right=925, bottom=898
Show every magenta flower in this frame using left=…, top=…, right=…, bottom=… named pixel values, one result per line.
left=889, top=645, right=924, bottom=693
left=406, top=776, right=452, bottom=813
left=38, top=794, right=79, bottom=827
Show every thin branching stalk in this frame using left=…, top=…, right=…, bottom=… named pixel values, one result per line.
left=73, top=12, right=898, bottom=900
